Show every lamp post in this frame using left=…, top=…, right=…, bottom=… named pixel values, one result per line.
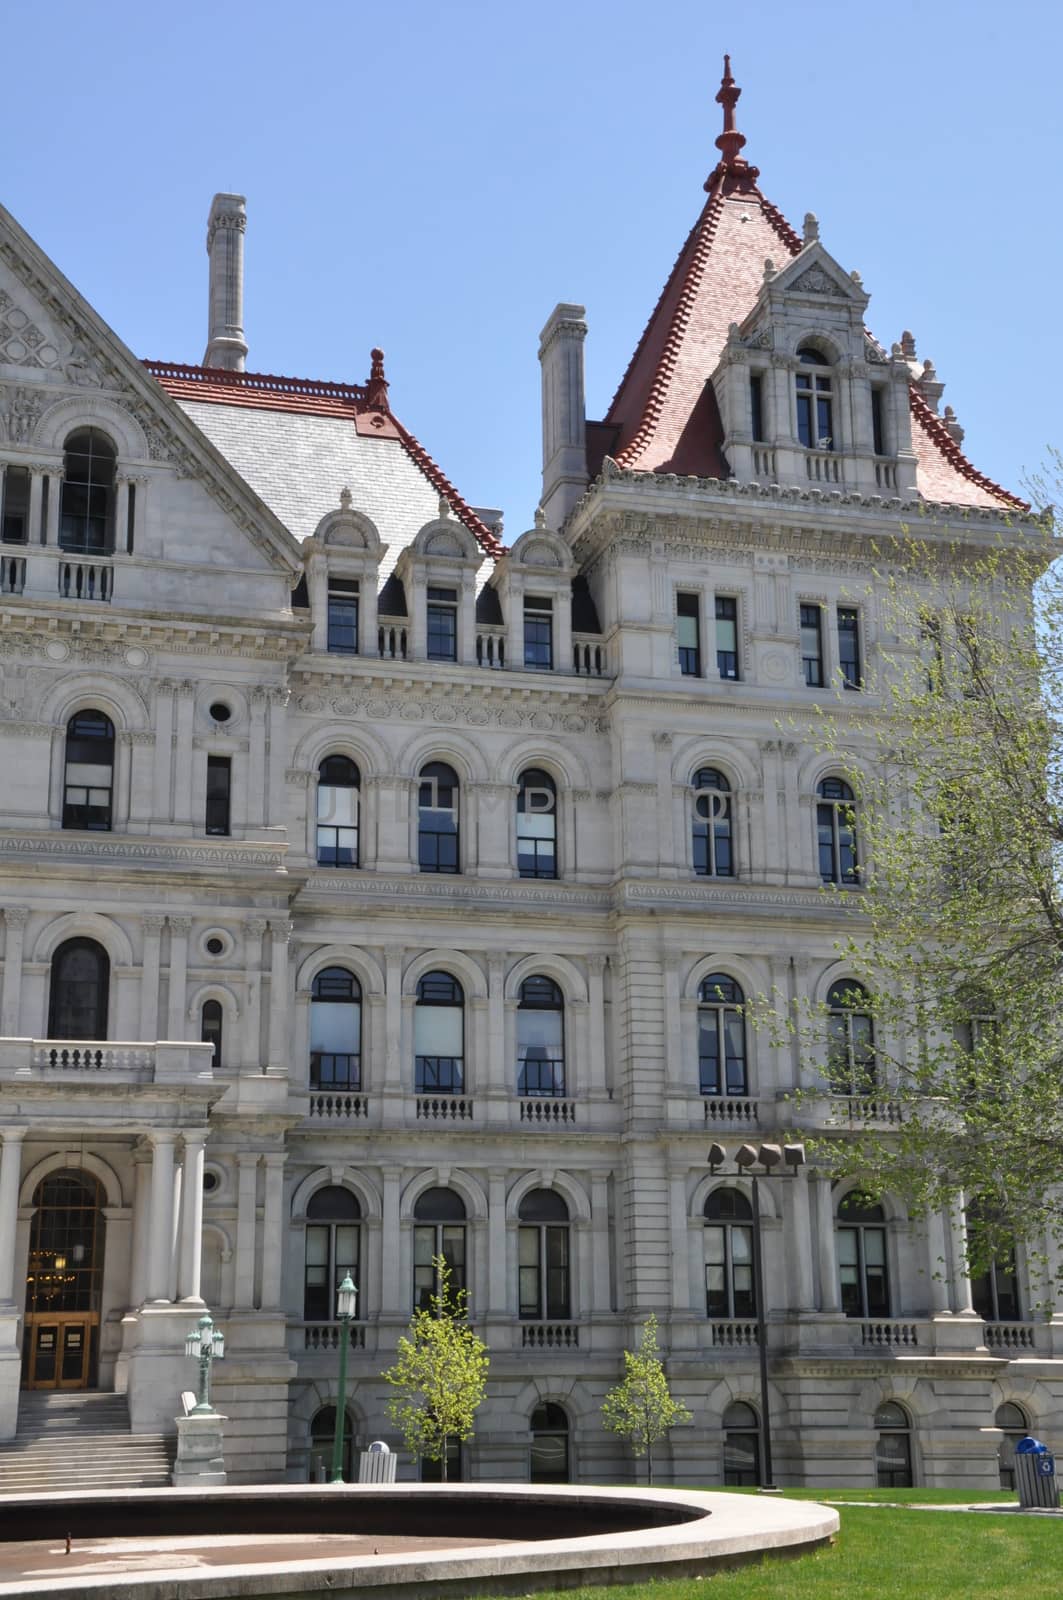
left=184, top=1311, right=225, bottom=1414
left=330, top=1273, right=358, bottom=1484
left=707, top=1140, right=805, bottom=1492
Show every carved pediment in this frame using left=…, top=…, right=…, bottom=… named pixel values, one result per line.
left=789, top=265, right=849, bottom=299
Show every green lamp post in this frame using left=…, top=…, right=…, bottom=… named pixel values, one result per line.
left=330, top=1273, right=358, bottom=1483
left=184, top=1311, right=225, bottom=1414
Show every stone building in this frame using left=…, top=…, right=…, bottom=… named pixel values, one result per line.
left=0, top=62, right=1057, bottom=1491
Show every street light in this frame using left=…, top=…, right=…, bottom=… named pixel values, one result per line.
left=707, top=1140, right=806, bottom=1492
left=330, top=1273, right=358, bottom=1484
left=184, top=1311, right=225, bottom=1414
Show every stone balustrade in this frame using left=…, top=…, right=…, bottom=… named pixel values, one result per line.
left=0, top=1038, right=215, bottom=1083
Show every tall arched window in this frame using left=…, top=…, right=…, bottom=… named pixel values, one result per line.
left=519, top=1189, right=571, bottom=1321
left=48, top=938, right=109, bottom=1040
left=817, top=777, right=858, bottom=885
left=874, top=1400, right=913, bottom=1488
left=60, top=428, right=117, bottom=552
left=310, top=968, right=362, bottom=1091
left=413, top=1187, right=466, bottom=1310
left=418, top=761, right=460, bottom=873
left=201, top=999, right=223, bottom=1070
left=704, top=1189, right=754, bottom=1318
left=722, top=1400, right=760, bottom=1486
left=530, top=1402, right=570, bottom=1483
left=304, top=1185, right=361, bottom=1322
left=309, top=1405, right=353, bottom=1483
left=826, top=980, right=875, bottom=1094
left=837, top=1192, right=889, bottom=1318
left=517, top=768, right=557, bottom=879
left=63, top=710, right=115, bottom=831
left=697, top=974, right=747, bottom=1096
left=795, top=346, right=834, bottom=451
left=692, top=768, right=733, bottom=878
left=996, top=1402, right=1028, bottom=1490
left=517, top=976, right=565, bottom=1097
left=316, top=756, right=360, bottom=867
left=414, top=971, right=464, bottom=1092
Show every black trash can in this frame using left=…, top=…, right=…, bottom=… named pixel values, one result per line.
left=1014, top=1436, right=1059, bottom=1509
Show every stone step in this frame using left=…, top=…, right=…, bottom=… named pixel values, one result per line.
left=0, top=1473, right=173, bottom=1493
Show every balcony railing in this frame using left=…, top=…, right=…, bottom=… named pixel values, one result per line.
left=703, top=1096, right=759, bottom=1127
left=308, top=1091, right=369, bottom=1120
left=0, top=554, right=25, bottom=595
left=521, top=1321, right=580, bottom=1349
left=519, top=1098, right=577, bottom=1127
left=0, top=1039, right=215, bottom=1083
left=475, top=625, right=506, bottom=668
left=709, top=1320, right=759, bottom=1349
left=572, top=635, right=609, bottom=676
left=377, top=617, right=408, bottom=660
left=294, top=1321, right=367, bottom=1354
left=983, top=1321, right=1038, bottom=1353
left=416, top=1095, right=474, bottom=1122
left=804, top=450, right=842, bottom=485
left=861, top=1319, right=919, bottom=1349
left=57, top=557, right=112, bottom=601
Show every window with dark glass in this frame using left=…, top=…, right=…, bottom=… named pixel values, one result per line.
left=817, top=777, right=858, bottom=885
left=309, top=1405, right=353, bottom=1483
left=25, top=1172, right=104, bottom=1321
left=517, top=768, right=557, bottom=879
left=827, top=980, right=875, bottom=1094
left=1, top=465, right=29, bottom=542
left=871, top=387, right=886, bottom=455
left=60, top=428, right=116, bottom=552
left=692, top=768, right=733, bottom=878
left=795, top=347, right=834, bottom=450
left=327, top=579, right=359, bottom=654
left=415, top=971, right=464, bottom=1092
left=874, top=1401, right=912, bottom=1488
left=519, top=1189, right=571, bottom=1320
left=800, top=604, right=824, bottom=687
left=63, top=710, right=115, bottom=831
left=837, top=607, right=861, bottom=689
left=704, top=1189, right=754, bottom=1317
left=524, top=595, right=553, bottom=669
left=310, top=967, right=361, bottom=1090
left=317, top=755, right=360, bottom=867
left=418, top=761, right=460, bottom=873
left=838, top=1193, right=889, bottom=1318
left=426, top=586, right=458, bottom=661
left=48, top=938, right=109, bottom=1040
left=205, top=755, right=231, bottom=836
left=996, top=1403, right=1027, bottom=1490
left=201, top=999, right=223, bottom=1070
left=530, top=1402, right=570, bottom=1483
left=517, top=976, right=565, bottom=1096
left=723, top=1401, right=760, bottom=1486
left=413, top=1186, right=466, bottom=1310
left=715, top=596, right=739, bottom=679
left=698, top=974, right=747, bottom=1096
left=304, top=1186, right=360, bottom=1322
left=749, top=373, right=765, bottom=442
left=677, top=592, right=701, bottom=676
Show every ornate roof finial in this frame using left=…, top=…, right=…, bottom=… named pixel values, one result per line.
left=366, top=347, right=390, bottom=412
left=339, top=486, right=352, bottom=511
left=803, top=212, right=819, bottom=245
left=705, top=55, right=760, bottom=194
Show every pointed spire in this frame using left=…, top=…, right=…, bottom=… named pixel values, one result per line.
left=365, top=347, right=390, bottom=412
left=705, top=55, right=760, bottom=194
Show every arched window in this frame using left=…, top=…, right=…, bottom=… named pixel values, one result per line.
left=838, top=1192, right=889, bottom=1318
left=304, top=1185, right=361, bottom=1322
left=996, top=1402, right=1028, bottom=1490
left=48, top=938, right=109, bottom=1040
left=24, top=1169, right=106, bottom=1388
left=817, top=777, right=858, bottom=885
left=722, top=1400, right=760, bottom=1486
left=60, top=428, right=116, bottom=552
left=517, top=768, right=557, bottom=879
left=692, top=768, right=733, bottom=878
left=413, top=1187, right=467, bottom=1310
left=530, top=1402, right=570, bottom=1483
left=704, top=1189, right=754, bottom=1318
left=201, top=999, right=223, bottom=1070
left=519, top=1189, right=571, bottom=1321
left=309, top=1404, right=353, bottom=1483
left=317, top=756, right=360, bottom=867
left=415, top=971, right=464, bottom=1093
left=826, top=980, right=875, bottom=1094
left=418, top=761, right=460, bottom=874
left=697, top=974, right=747, bottom=1097
left=517, top=976, right=565, bottom=1097
left=795, top=346, right=834, bottom=451
left=874, top=1400, right=913, bottom=1488
left=63, top=710, right=115, bottom=831
left=310, top=968, right=362, bottom=1091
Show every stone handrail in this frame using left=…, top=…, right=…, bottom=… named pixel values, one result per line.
left=0, top=1038, right=215, bottom=1082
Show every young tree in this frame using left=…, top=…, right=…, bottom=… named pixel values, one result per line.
left=601, top=1314, right=691, bottom=1482
left=381, top=1255, right=489, bottom=1479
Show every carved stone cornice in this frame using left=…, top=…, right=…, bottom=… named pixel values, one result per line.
left=0, top=832, right=286, bottom=869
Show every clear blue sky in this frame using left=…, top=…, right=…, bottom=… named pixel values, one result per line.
left=5, top=1, right=1060, bottom=529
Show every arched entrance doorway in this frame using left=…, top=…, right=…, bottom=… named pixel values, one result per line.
left=23, top=1170, right=105, bottom=1390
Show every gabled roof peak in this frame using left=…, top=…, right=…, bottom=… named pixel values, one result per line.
left=705, top=55, right=760, bottom=197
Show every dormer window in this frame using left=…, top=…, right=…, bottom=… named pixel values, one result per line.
left=749, top=373, right=765, bottom=442
left=60, top=428, right=117, bottom=553
left=795, top=347, right=834, bottom=452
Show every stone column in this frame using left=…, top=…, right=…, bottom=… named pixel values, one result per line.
left=247, top=690, right=268, bottom=828
left=947, top=1195, right=975, bottom=1314
left=44, top=469, right=62, bottom=546
left=267, top=921, right=290, bottom=1075
left=128, top=1151, right=152, bottom=1307
left=114, top=477, right=130, bottom=553
left=266, top=690, right=287, bottom=829
left=234, top=1154, right=258, bottom=1309
left=586, top=955, right=608, bottom=1098
left=668, top=1169, right=690, bottom=1311
left=1, top=908, right=28, bottom=1037
left=383, top=947, right=403, bottom=1092
left=486, top=1169, right=508, bottom=1316
left=27, top=468, right=44, bottom=546
left=178, top=1133, right=206, bottom=1302
left=783, top=1168, right=816, bottom=1313
left=925, top=1208, right=952, bottom=1315
left=259, top=1153, right=286, bottom=1309
left=0, top=1130, right=26, bottom=1304
left=146, top=1132, right=177, bottom=1302
left=153, top=681, right=175, bottom=822
left=487, top=955, right=506, bottom=1100
left=590, top=1171, right=612, bottom=1314
left=243, top=919, right=266, bottom=1071
left=173, top=683, right=196, bottom=827
left=140, top=914, right=164, bottom=1041
left=380, top=1166, right=402, bottom=1315
left=169, top=1162, right=183, bottom=1302
left=167, top=917, right=191, bottom=1040
left=813, top=1174, right=841, bottom=1313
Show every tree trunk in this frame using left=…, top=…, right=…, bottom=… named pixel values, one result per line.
left=441, top=1435, right=448, bottom=1482
left=647, top=1440, right=654, bottom=1484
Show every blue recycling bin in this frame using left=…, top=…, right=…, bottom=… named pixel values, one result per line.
left=1014, top=1436, right=1059, bottom=1509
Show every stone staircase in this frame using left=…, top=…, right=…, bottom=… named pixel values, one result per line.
left=0, top=1391, right=173, bottom=1495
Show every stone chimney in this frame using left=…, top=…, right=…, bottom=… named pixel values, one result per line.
left=538, top=303, right=588, bottom=529
left=203, top=194, right=248, bottom=372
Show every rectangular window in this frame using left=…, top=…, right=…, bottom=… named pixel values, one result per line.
left=327, top=579, right=359, bottom=654
left=1, top=467, right=29, bottom=543
left=523, top=595, right=553, bottom=669
left=871, top=388, right=886, bottom=455
left=715, top=595, right=739, bottom=680
left=205, top=755, right=231, bottom=837
left=800, top=604, right=824, bottom=687
left=837, top=607, right=861, bottom=690
left=749, top=373, right=764, bottom=442
left=426, top=586, right=458, bottom=661
left=677, top=592, right=701, bottom=676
